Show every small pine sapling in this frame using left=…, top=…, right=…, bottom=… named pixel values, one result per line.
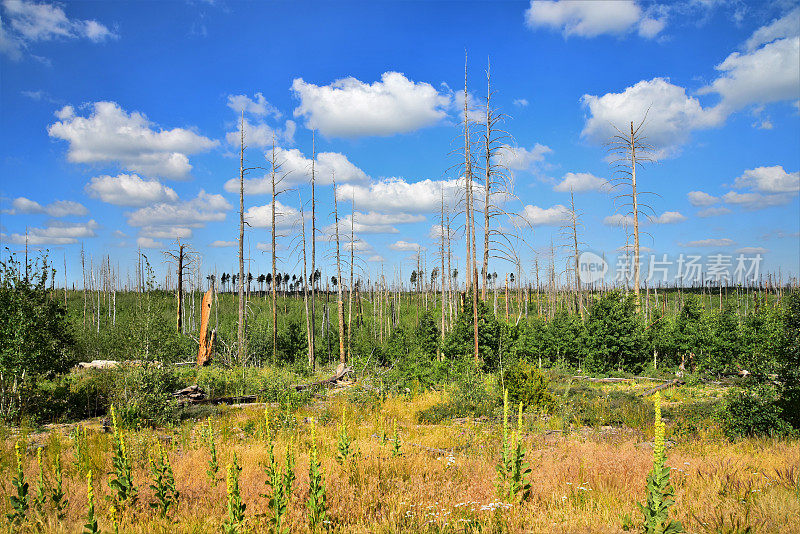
left=224, top=453, right=246, bottom=534
left=638, top=392, right=683, bottom=534
left=307, top=419, right=328, bottom=532
left=7, top=441, right=29, bottom=525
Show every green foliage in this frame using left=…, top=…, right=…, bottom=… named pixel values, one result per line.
left=497, top=395, right=531, bottom=502
left=84, top=471, right=99, bottom=534
left=638, top=393, right=683, bottom=534
left=149, top=445, right=179, bottom=518
left=33, top=447, right=47, bottom=513
left=416, top=369, right=498, bottom=423
left=108, top=405, right=137, bottom=507
left=51, top=452, right=67, bottom=520
left=441, top=294, right=502, bottom=369
left=7, top=441, right=29, bottom=525
left=224, top=453, right=246, bottom=534
left=263, top=431, right=294, bottom=534
left=778, top=290, right=800, bottom=430
left=585, top=291, right=648, bottom=373
left=503, top=360, right=554, bottom=413
left=307, top=420, right=328, bottom=532
left=0, top=254, right=76, bottom=422
left=721, top=383, right=793, bottom=439
left=414, top=310, right=440, bottom=357
left=204, top=417, right=220, bottom=483
left=112, top=362, right=181, bottom=428
left=335, top=408, right=355, bottom=465
left=391, top=419, right=401, bottom=457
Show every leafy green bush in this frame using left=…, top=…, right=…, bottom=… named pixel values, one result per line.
left=111, top=363, right=182, bottom=428
left=502, top=360, right=554, bottom=413
left=0, top=253, right=76, bottom=422
left=721, top=383, right=793, bottom=439
left=416, top=371, right=497, bottom=424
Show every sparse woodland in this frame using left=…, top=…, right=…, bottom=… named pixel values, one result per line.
left=1, top=66, right=799, bottom=534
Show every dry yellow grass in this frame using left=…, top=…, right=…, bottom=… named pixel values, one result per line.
left=2, top=392, right=799, bottom=533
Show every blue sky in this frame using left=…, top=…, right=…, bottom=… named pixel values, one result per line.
left=1, top=0, right=798, bottom=289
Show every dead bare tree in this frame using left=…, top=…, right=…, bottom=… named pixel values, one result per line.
left=267, top=136, right=291, bottom=362
left=163, top=239, right=197, bottom=334
left=309, top=130, right=318, bottom=370
left=332, top=177, right=346, bottom=364
left=607, top=115, right=657, bottom=305
left=559, top=189, right=586, bottom=317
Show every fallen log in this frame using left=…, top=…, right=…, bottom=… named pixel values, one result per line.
left=639, top=379, right=685, bottom=397
left=293, top=363, right=353, bottom=391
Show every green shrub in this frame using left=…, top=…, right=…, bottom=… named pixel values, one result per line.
left=111, top=363, right=181, bottom=428
left=503, top=360, right=554, bottom=413
left=416, top=371, right=498, bottom=423
left=721, top=383, right=793, bottom=439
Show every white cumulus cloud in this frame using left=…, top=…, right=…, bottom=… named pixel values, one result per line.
left=581, top=78, right=719, bottom=157
left=5, top=219, right=98, bottom=245
left=553, top=172, right=608, bottom=192
left=291, top=72, right=451, bottom=137
left=48, top=101, right=218, bottom=179
left=85, top=174, right=179, bottom=206
left=5, top=196, right=87, bottom=217
left=336, top=177, right=461, bottom=214
left=522, top=204, right=570, bottom=226
left=687, top=191, right=719, bottom=206
left=126, top=190, right=231, bottom=227
left=1, top=0, right=116, bottom=60
left=733, top=165, right=799, bottom=193
left=389, top=240, right=423, bottom=251
left=224, top=147, right=368, bottom=194
left=525, top=0, right=664, bottom=39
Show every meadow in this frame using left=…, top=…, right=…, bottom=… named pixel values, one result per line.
left=1, top=254, right=799, bottom=533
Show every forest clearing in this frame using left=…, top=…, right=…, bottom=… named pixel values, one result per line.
left=2, top=1, right=799, bottom=532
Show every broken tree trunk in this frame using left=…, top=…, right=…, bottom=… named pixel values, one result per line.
left=292, top=363, right=353, bottom=391
left=196, top=288, right=214, bottom=367
left=639, top=379, right=685, bottom=397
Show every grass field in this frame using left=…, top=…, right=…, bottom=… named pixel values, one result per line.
left=3, top=376, right=798, bottom=533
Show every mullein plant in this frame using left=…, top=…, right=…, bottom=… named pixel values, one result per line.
left=496, top=389, right=512, bottom=494
left=508, top=402, right=532, bottom=502
left=51, top=452, right=68, bottom=520
left=205, top=417, right=220, bottom=483
left=638, top=392, right=683, bottom=534
left=109, top=405, right=137, bottom=507
left=84, top=471, right=99, bottom=534
left=7, top=441, right=29, bottom=525
left=391, top=419, right=401, bottom=457
left=73, top=424, right=90, bottom=475
left=307, top=419, right=328, bottom=532
left=224, top=453, right=246, bottom=534
left=335, top=407, right=355, bottom=464
left=263, top=416, right=295, bottom=534
left=33, top=447, right=48, bottom=516
left=149, top=444, right=179, bottom=518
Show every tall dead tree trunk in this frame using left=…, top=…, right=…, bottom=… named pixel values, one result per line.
left=333, top=178, right=346, bottom=364
left=270, top=138, right=279, bottom=363
left=237, top=112, right=246, bottom=362
left=309, top=131, right=317, bottom=370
